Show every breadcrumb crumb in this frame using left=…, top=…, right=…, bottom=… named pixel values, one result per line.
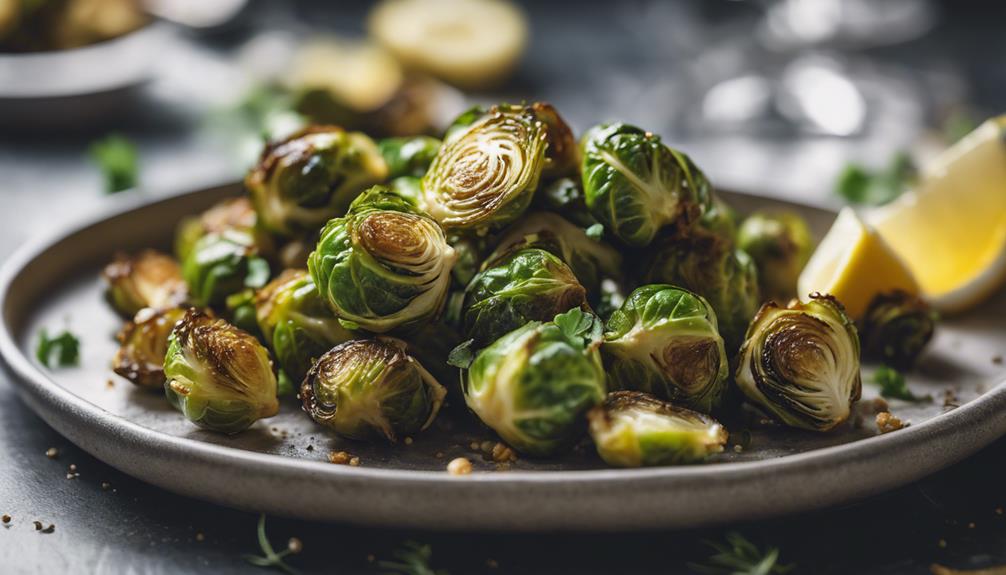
left=447, top=457, right=472, bottom=476
left=877, top=412, right=907, bottom=434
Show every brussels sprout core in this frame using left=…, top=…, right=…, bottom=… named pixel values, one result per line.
left=422, top=104, right=549, bottom=231
left=300, top=337, right=446, bottom=442
left=463, top=308, right=607, bottom=456
left=736, top=294, right=862, bottom=431
left=246, top=126, right=388, bottom=237
left=309, top=186, right=457, bottom=333
left=588, top=391, right=727, bottom=467
left=164, top=309, right=279, bottom=434
left=602, top=284, right=729, bottom=413
left=112, top=307, right=186, bottom=389
left=103, top=250, right=187, bottom=317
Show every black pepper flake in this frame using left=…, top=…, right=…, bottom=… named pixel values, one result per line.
left=40, top=524, right=55, bottom=534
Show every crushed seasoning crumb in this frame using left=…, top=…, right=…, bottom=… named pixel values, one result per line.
left=434, top=451, right=445, bottom=459
left=33, top=521, right=54, bottom=533
left=404, top=437, right=413, bottom=445
left=287, top=537, right=303, bottom=554
left=490, top=442, right=516, bottom=463
left=327, top=451, right=355, bottom=465
left=45, top=447, right=58, bottom=459
left=306, top=445, right=314, bottom=451
left=106, top=379, right=115, bottom=389
left=877, top=412, right=907, bottom=434
left=447, top=457, right=472, bottom=476
left=733, top=444, right=744, bottom=453
left=469, top=441, right=480, bottom=451
left=349, top=457, right=361, bottom=467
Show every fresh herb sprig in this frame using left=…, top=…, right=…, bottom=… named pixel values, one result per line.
left=873, top=366, right=930, bottom=402
left=690, top=532, right=794, bottom=575
left=36, top=329, right=80, bottom=368
left=244, top=514, right=302, bottom=575
left=90, top=134, right=138, bottom=194
left=377, top=541, right=449, bottom=575
left=835, top=152, right=916, bottom=206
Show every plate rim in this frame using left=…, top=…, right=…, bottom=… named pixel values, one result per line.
left=3, top=183, right=1005, bottom=529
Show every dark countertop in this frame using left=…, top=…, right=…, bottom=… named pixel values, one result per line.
left=2, top=1, right=1005, bottom=573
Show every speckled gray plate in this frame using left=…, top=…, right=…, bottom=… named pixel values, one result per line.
left=2, top=183, right=1005, bottom=531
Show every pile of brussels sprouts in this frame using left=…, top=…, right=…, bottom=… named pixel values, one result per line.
left=102, top=103, right=936, bottom=468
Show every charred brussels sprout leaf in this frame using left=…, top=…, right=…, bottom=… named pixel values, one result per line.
left=164, top=309, right=279, bottom=434
left=308, top=186, right=456, bottom=333
left=736, top=294, right=862, bottom=432
left=859, top=290, right=936, bottom=369
left=300, top=337, right=446, bottom=441
left=486, top=211, right=623, bottom=300
left=580, top=123, right=710, bottom=247
left=602, top=284, right=729, bottom=413
left=422, top=103, right=550, bottom=231
left=379, top=136, right=441, bottom=178
left=737, top=211, right=814, bottom=302
left=103, top=250, right=187, bottom=317
left=530, top=102, right=576, bottom=179
left=645, top=233, right=760, bottom=353
left=113, top=307, right=186, bottom=389
left=173, top=197, right=265, bottom=263
left=462, top=308, right=607, bottom=456
left=255, top=269, right=355, bottom=384
left=463, top=248, right=588, bottom=346
left=588, top=391, right=727, bottom=467
left=182, top=229, right=271, bottom=307
left=246, top=125, right=388, bottom=237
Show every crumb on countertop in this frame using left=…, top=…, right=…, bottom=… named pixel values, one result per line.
left=45, top=447, right=59, bottom=459
left=877, top=411, right=907, bottom=434
left=328, top=451, right=358, bottom=465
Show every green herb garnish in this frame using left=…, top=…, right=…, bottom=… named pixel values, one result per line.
left=36, top=329, right=80, bottom=368
left=690, top=532, right=794, bottom=575
left=872, top=365, right=929, bottom=401
left=244, top=514, right=302, bottom=575
left=377, top=541, right=449, bottom=575
left=89, top=135, right=138, bottom=193
left=835, top=152, right=916, bottom=206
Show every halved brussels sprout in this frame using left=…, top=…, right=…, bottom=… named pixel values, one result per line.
left=462, top=248, right=588, bottom=346
left=736, top=294, right=862, bottom=432
left=530, top=102, right=576, bottom=179
left=645, top=233, right=760, bottom=352
left=462, top=308, right=607, bottom=456
left=164, top=309, right=279, bottom=434
left=602, top=284, right=729, bottom=413
left=245, top=125, right=388, bottom=237
left=587, top=391, right=727, bottom=467
left=379, top=136, right=441, bottom=178
left=485, top=211, right=623, bottom=299
left=580, top=123, right=710, bottom=247
left=737, top=210, right=814, bottom=302
left=860, top=290, right=936, bottom=369
left=300, top=337, right=446, bottom=442
left=182, top=229, right=271, bottom=307
left=112, top=307, right=187, bottom=389
left=308, top=186, right=456, bottom=333
left=256, top=269, right=355, bottom=384
left=103, top=250, right=187, bottom=317
left=174, top=197, right=262, bottom=262
left=421, top=103, right=550, bottom=231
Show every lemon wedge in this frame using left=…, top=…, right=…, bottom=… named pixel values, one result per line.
left=869, top=116, right=1006, bottom=313
left=798, top=207, right=919, bottom=319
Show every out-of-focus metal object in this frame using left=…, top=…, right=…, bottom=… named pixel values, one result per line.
left=142, top=0, right=247, bottom=30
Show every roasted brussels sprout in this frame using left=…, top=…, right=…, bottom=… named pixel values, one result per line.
left=859, top=290, right=936, bottom=368
left=580, top=123, right=710, bottom=247
left=736, top=294, right=862, bottom=432
left=174, top=197, right=262, bottom=262
left=645, top=234, right=760, bottom=352
left=112, top=307, right=187, bottom=389
left=422, top=103, right=552, bottom=232
left=602, top=285, right=729, bottom=413
left=387, top=175, right=423, bottom=207
left=245, top=126, right=388, bottom=237
left=462, top=248, right=588, bottom=346
left=300, top=337, right=446, bottom=441
left=485, top=211, right=622, bottom=299
left=103, top=250, right=187, bottom=317
left=308, top=186, right=456, bottom=333
left=164, top=309, right=279, bottom=434
left=462, top=308, right=607, bottom=456
left=531, top=102, right=577, bottom=179
left=737, top=211, right=814, bottom=302
left=256, top=269, right=355, bottom=384
left=533, top=177, right=598, bottom=228
left=448, top=232, right=488, bottom=288
left=379, top=136, right=441, bottom=178
left=182, top=229, right=271, bottom=307
left=587, top=391, right=727, bottom=467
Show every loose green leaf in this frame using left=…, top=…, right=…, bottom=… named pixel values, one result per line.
left=243, top=514, right=302, bottom=575
left=690, top=532, right=794, bottom=575
left=585, top=223, right=604, bottom=241
left=835, top=152, right=916, bottom=206
left=447, top=339, right=476, bottom=369
left=377, top=541, right=450, bottom=575
left=36, top=329, right=80, bottom=368
left=553, top=308, right=602, bottom=349
left=872, top=365, right=930, bottom=402
left=90, top=135, right=138, bottom=193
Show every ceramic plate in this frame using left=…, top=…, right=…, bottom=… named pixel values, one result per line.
left=2, top=183, right=1004, bottom=531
